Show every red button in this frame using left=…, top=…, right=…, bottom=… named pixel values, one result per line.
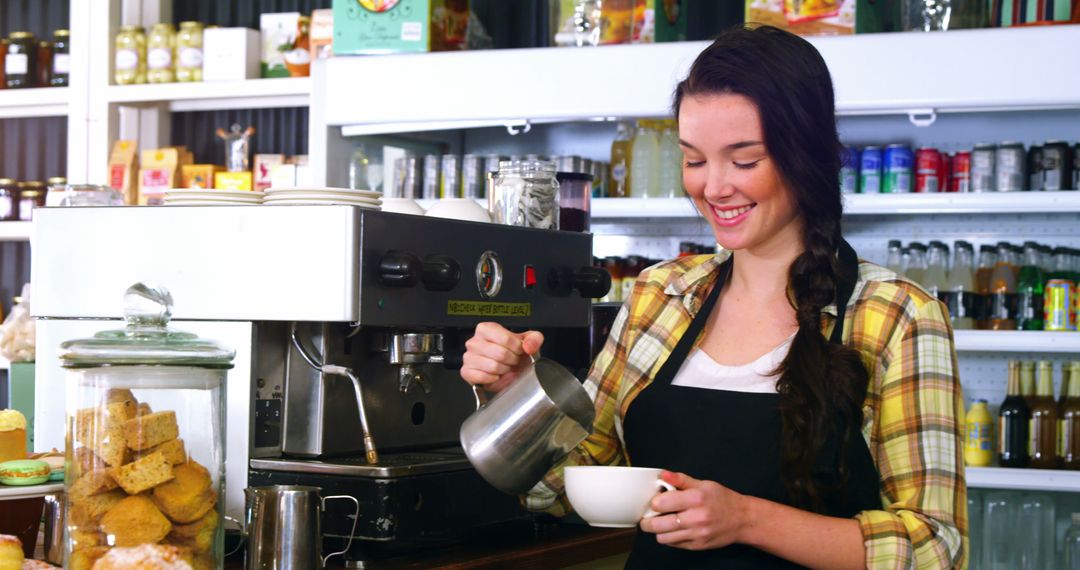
left=524, top=265, right=537, bottom=288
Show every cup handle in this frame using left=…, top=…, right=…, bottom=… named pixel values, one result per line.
left=641, top=479, right=677, bottom=518
left=223, top=515, right=245, bottom=558
left=321, top=495, right=361, bottom=567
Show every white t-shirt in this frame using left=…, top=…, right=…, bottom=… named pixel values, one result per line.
left=670, top=335, right=794, bottom=393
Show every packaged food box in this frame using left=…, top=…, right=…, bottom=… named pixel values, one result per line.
left=253, top=155, right=286, bottom=191
left=109, top=140, right=139, bottom=205
left=332, top=0, right=470, bottom=55
left=138, top=149, right=181, bottom=206
left=181, top=165, right=223, bottom=189
left=203, top=28, right=260, bottom=81
left=214, top=171, right=254, bottom=191
left=310, top=9, right=334, bottom=60
left=260, top=12, right=311, bottom=77
left=744, top=0, right=886, bottom=35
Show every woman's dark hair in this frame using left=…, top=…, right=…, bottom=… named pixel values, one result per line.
left=673, top=25, right=870, bottom=512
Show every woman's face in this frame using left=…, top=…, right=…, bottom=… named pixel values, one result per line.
left=678, top=93, right=803, bottom=256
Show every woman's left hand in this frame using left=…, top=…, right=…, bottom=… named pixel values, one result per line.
left=638, top=470, right=749, bottom=550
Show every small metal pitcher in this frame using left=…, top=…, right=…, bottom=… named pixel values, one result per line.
left=460, top=357, right=595, bottom=494
left=244, top=485, right=359, bottom=570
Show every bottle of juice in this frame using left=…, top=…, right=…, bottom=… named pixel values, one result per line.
left=608, top=122, right=633, bottom=198
left=1000, top=360, right=1030, bottom=468
left=1017, top=241, right=1046, bottom=331
left=965, top=399, right=994, bottom=467
left=1030, top=360, right=1060, bottom=469
left=629, top=120, right=660, bottom=198
left=924, top=241, right=949, bottom=299
left=656, top=120, right=682, bottom=198
left=885, top=240, right=904, bottom=275
left=1062, top=362, right=1080, bottom=470
left=989, top=242, right=1017, bottom=330
left=944, top=240, right=977, bottom=330
left=905, top=242, right=928, bottom=288
left=975, top=245, right=998, bottom=329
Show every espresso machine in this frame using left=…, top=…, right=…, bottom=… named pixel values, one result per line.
left=30, top=205, right=607, bottom=561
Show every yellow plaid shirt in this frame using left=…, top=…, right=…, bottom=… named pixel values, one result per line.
left=528, top=252, right=967, bottom=569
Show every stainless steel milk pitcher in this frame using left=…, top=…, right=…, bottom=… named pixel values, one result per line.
left=460, top=357, right=595, bottom=494
left=244, top=485, right=359, bottom=570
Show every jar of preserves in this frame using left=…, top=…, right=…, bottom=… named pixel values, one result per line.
left=114, top=25, right=146, bottom=85
left=36, top=40, right=52, bottom=87
left=489, top=160, right=561, bottom=230
left=60, top=283, right=234, bottom=569
left=17, top=181, right=45, bottom=221
left=147, top=23, right=176, bottom=84
left=0, top=178, right=17, bottom=221
left=6, top=32, right=36, bottom=89
left=50, top=30, right=69, bottom=86
left=175, top=22, right=203, bottom=82
left=0, top=39, right=9, bottom=89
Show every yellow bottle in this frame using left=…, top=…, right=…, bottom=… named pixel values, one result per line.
left=965, top=399, right=994, bottom=467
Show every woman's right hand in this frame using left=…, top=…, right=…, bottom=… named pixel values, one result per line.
left=461, top=322, right=545, bottom=394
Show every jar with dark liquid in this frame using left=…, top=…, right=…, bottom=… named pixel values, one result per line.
left=36, top=40, right=52, bottom=88
left=50, top=30, right=69, bottom=86
left=6, top=32, right=37, bottom=88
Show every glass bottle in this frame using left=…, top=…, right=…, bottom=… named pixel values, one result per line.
left=949, top=0, right=990, bottom=29
left=630, top=120, right=660, bottom=198
left=1029, top=361, right=1059, bottom=469
left=999, top=360, right=1029, bottom=468
left=905, top=242, right=928, bottom=287
left=943, top=241, right=976, bottom=330
left=5, top=32, right=36, bottom=89
left=348, top=146, right=370, bottom=191
left=657, top=119, right=682, bottom=198
left=975, top=244, right=998, bottom=329
left=1065, top=513, right=1080, bottom=569
left=608, top=121, right=633, bottom=198
left=924, top=241, right=949, bottom=299
left=1021, top=361, right=1037, bottom=410
left=175, top=21, right=203, bottom=82
left=1063, top=362, right=1080, bottom=470
left=36, top=40, right=52, bottom=87
left=885, top=240, right=904, bottom=275
left=1017, top=242, right=1046, bottom=331
left=114, top=25, right=147, bottom=85
left=60, top=283, right=234, bottom=570
left=50, top=30, right=69, bottom=86
left=989, top=242, right=1017, bottom=330
left=147, top=23, right=176, bottom=83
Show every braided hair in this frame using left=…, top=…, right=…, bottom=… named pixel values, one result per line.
left=673, top=25, right=870, bottom=511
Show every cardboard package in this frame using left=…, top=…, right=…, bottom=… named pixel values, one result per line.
left=108, top=140, right=139, bottom=205
left=181, top=165, right=223, bottom=189
left=214, top=172, right=254, bottom=191
left=203, top=28, right=260, bottom=81
left=254, top=155, right=286, bottom=192
left=744, top=0, right=886, bottom=35
left=310, top=9, right=334, bottom=60
left=138, top=149, right=180, bottom=205
left=332, top=0, right=469, bottom=55
left=261, top=13, right=311, bottom=78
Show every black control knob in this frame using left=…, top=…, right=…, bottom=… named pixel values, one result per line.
left=421, top=255, right=461, bottom=292
left=377, top=251, right=421, bottom=287
left=548, top=266, right=612, bottom=298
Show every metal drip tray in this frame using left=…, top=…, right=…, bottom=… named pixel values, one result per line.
left=249, top=447, right=473, bottom=478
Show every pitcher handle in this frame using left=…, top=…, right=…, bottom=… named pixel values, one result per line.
left=320, top=495, right=360, bottom=567
left=471, top=353, right=537, bottom=410
left=223, top=515, right=245, bottom=558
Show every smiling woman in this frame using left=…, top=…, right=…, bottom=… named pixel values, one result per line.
left=460, top=24, right=966, bottom=570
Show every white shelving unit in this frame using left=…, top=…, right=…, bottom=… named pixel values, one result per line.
left=0, top=87, right=69, bottom=119
left=967, top=468, right=1080, bottom=493
left=0, top=222, right=34, bottom=242
left=954, top=331, right=1080, bottom=354
left=106, top=77, right=311, bottom=112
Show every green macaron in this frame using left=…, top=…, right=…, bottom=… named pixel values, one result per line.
left=0, top=459, right=51, bottom=485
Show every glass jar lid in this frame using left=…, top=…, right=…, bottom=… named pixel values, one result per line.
left=60, top=282, right=235, bottom=369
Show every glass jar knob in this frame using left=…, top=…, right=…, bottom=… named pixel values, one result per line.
left=122, top=282, right=173, bottom=327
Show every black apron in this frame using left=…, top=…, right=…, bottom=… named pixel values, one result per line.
left=622, top=240, right=881, bottom=569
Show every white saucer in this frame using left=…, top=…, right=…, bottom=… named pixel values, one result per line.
left=0, top=482, right=63, bottom=500
left=263, top=200, right=381, bottom=209
left=166, top=189, right=266, bottom=198
left=267, top=187, right=379, bottom=199
left=164, top=201, right=260, bottom=206
left=165, top=196, right=263, bottom=203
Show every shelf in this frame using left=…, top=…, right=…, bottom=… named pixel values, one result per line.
left=107, top=77, right=311, bottom=112
left=0, top=222, right=32, bottom=242
left=967, top=467, right=1080, bottom=492
left=322, top=25, right=1080, bottom=132
left=0, top=87, right=69, bottom=118
left=954, top=331, right=1080, bottom=354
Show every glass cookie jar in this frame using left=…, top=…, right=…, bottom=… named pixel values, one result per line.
left=60, top=283, right=234, bottom=570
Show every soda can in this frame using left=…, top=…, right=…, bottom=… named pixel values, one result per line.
left=839, top=145, right=859, bottom=194
left=995, top=141, right=1026, bottom=192
left=421, top=154, right=441, bottom=200
left=940, top=152, right=953, bottom=193
left=951, top=151, right=971, bottom=192
left=883, top=144, right=913, bottom=193
left=1045, top=279, right=1075, bottom=331
left=440, top=154, right=461, bottom=198
left=859, top=146, right=882, bottom=194
left=915, top=147, right=941, bottom=193
left=1042, top=140, right=1072, bottom=192
left=971, top=144, right=996, bottom=192
left=1027, top=145, right=1044, bottom=191
left=591, top=161, right=607, bottom=198
left=391, top=155, right=421, bottom=199
left=462, top=154, right=484, bottom=199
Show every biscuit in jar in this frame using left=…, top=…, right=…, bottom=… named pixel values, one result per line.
left=99, top=496, right=172, bottom=547
left=152, top=461, right=216, bottom=524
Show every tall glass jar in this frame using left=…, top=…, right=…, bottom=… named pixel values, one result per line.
left=176, top=22, right=203, bottom=82
left=61, top=283, right=234, bottom=570
left=50, top=30, right=69, bottom=86
left=17, top=181, right=45, bottom=220
left=6, top=32, right=36, bottom=89
left=147, top=23, right=176, bottom=83
left=489, top=160, right=561, bottom=230
left=36, top=40, right=52, bottom=87
left=114, top=25, right=146, bottom=85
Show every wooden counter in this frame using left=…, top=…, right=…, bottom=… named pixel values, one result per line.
left=226, top=521, right=635, bottom=569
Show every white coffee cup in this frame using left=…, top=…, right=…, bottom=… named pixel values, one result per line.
left=564, top=466, right=676, bottom=528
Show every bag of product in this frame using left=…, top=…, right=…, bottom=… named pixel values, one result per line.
left=0, top=284, right=35, bottom=363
